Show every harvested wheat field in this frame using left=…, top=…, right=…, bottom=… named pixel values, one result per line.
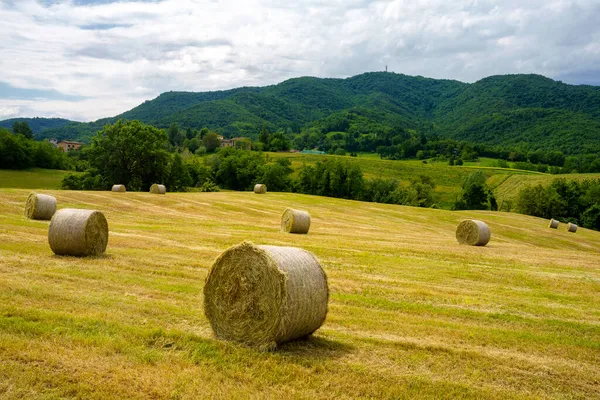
left=1, top=189, right=599, bottom=399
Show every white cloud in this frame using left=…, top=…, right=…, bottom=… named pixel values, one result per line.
left=1, top=0, right=599, bottom=121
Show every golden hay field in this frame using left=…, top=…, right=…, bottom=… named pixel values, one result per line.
left=1, top=189, right=599, bottom=399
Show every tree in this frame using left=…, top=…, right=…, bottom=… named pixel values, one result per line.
left=167, top=153, right=192, bottom=191
left=454, top=171, right=490, bottom=210
left=167, top=123, right=185, bottom=147
left=12, top=121, right=34, bottom=140
left=86, top=120, right=170, bottom=191
left=202, top=132, right=221, bottom=152
left=259, top=125, right=270, bottom=148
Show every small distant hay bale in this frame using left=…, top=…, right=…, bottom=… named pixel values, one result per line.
left=254, top=184, right=267, bottom=194
left=111, top=184, right=126, bottom=192
left=567, top=222, right=578, bottom=233
left=24, top=192, right=57, bottom=221
left=456, top=219, right=491, bottom=246
left=150, top=184, right=166, bottom=194
left=48, top=208, right=108, bottom=257
left=548, top=219, right=559, bottom=229
left=204, top=242, right=328, bottom=350
left=281, top=208, right=311, bottom=234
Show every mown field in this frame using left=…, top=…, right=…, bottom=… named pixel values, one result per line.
left=1, top=189, right=599, bottom=399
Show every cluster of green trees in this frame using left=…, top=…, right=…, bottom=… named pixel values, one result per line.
left=166, top=124, right=223, bottom=154
left=516, top=179, right=600, bottom=231
left=0, top=126, right=70, bottom=170
left=255, top=126, right=290, bottom=152
left=62, top=121, right=192, bottom=191
left=453, top=171, right=497, bottom=211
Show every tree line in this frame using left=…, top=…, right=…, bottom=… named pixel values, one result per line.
left=0, top=125, right=70, bottom=170
left=515, top=178, right=600, bottom=231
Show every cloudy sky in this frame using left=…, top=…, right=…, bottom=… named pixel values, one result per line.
left=1, top=0, right=599, bottom=122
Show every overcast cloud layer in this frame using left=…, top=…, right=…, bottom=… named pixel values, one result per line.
left=1, top=0, right=599, bottom=121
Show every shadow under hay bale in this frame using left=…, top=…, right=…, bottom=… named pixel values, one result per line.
left=24, top=192, right=57, bottom=221
left=567, top=222, right=578, bottom=233
left=281, top=208, right=311, bottom=234
left=456, top=219, right=490, bottom=246
left=48, top=208, right=108, bottom=257
left=548, top=219, right=559, bottom=229
left=111, top=184, right=126, bottom=192
left=254, top=184, right=267, bottom=194
left=150, top=184, right=166, bottom=194
left=204, top=242, right=328, bottom=350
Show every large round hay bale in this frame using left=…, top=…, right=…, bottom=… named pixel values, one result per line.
left=254, top=184, right=267, bottom=194
left=281, top=208, right=311, bottom=234
left=48, top=209, right=108, bottom=257
left=24, top=192, right=57, bottom=221
left=456, top=219, right=491, bottom=246
left=567, top=222, right=578, bottom=233
left=548, top=219, right=559, bottom=229
left=204, top=242, right=328, bottom=350
left=111, top=184, right=126, bottom=192
left=150, top=184, right=166, bottom=194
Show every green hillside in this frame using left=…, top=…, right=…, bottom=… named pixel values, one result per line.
left=0, top=117, right=73, bottom=135
left=33, top=72, right=600, bottom=154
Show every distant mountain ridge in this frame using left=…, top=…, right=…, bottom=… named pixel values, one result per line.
left=0, top=117, right=74, bottom=135
left=3, top=72, right=600, bottom=154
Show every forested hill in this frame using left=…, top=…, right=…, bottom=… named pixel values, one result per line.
left=13, top=72, right=600, bottom=154
left=0, top=117, right=73, bottom=135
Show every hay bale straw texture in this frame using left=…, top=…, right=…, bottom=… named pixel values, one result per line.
left=548, top=219, right=559, bottom=229
left=24, top=192, right=57, bottom=221
left=48, top=209, right=108, bottom=257
left=567, top=223, right=578, bottom=233
left=456, top=219, right=491, bottom=246
left=281, top=208, right=311, bottom=234
left=150, top=184, right=166, bottom=194
left=204, top=242, right=328, bottom=350
left=111, top=184, right=126, bottom=192
left=254, top=184, right=267, bottom=194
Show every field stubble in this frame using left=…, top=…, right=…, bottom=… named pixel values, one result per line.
left=0, top=189, right=599, bottom=399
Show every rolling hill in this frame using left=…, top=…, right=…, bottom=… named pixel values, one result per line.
left=0, top=117, right=73, bottom=135
left=6, top=72, right=600, bottom=153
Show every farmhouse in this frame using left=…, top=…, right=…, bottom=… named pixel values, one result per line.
left=56, top=140, right=83, bottom=152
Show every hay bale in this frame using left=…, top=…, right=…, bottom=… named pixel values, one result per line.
left=567, top=222, right=578, bottom=233
left=254, top=184, right=267, bottom=194
left=204, top=242, right=328, bottom=349
left=548, top=219, right=559, bottom=229
left=150, top=184, right=166, bottom=194
left=24, top=192, right=57, bottom=221
left=48, top=208, right=108, bottom=257
left=456, top=219, right=491, bottom=246
left=111, top=184, right=126, bottom=192
left=281, top=208, right=311, bottom=234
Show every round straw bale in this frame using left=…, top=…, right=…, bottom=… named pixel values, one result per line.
left=111, top=184, right=126, bottom=192
left=48, top=209, right=108, bottom=257
left=254, top=184, right=267, bottom=194
left=150, top=184, right=166, bottom=194
left=548, top=219, right=559, bottom=229
left=281, top=208, right=311, bottom=234
left=204, top=242, right=328, bottom=350
left=567, top=222, right=578, bottom=233
left=456, top=219, right=491, bottom=246
left=24, top=192, right=57, bottom=221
